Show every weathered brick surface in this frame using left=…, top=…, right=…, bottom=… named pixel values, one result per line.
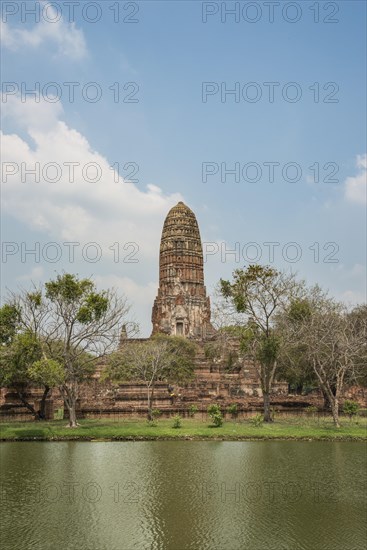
left=152, top=201, right=215, bottom=338
left=3, top=336, right=365, bottom=419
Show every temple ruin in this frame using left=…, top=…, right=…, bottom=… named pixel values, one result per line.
left=1, top=202, right=365, bottom=419
left=152, top=201, right=215, bottom=338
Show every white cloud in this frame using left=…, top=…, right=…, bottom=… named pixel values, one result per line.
left=94, top=275, right=159, bottom=336
left=0, top=5, right=87, bottom=60
left=331, top=263, right=367, bottom=306
left=340, top=289, right=366, bottom=306
left=94, top=276, right=157, bottom=307
left=2, top=94, right=64, bottom=132
left=1, top=95, right=183, bottom=261
left=345, top=154, right=367, bottom=205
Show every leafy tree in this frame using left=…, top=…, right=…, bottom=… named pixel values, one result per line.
left=0, top=330, right=47, bottom=419
left=106, top=334, right=196, bottom=420
left=5, top=273, right=130, bottom=427
left=28, top=358, right=65, bottom=389
left=347, top=305, right=367, bottom=387
left=0, top=304, right=20, bottom=344
left=279, top=291, right=367, bottom=427
left=220, top=265, right=300, bottom=422
left=276, top=298, right=319, bottom=396
left=0, top=300, right=55, bottom=420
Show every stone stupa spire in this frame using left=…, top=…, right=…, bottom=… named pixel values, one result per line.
left=151, top=201, right=214, bottom=339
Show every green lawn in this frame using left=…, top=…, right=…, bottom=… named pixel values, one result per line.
left=0, top=416, right=366, bottom=441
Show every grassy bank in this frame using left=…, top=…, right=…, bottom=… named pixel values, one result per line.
left=0, top=416, right=366, bottom=441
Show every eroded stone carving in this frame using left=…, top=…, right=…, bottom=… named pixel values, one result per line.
left=152, top=201, right=215, bottom=339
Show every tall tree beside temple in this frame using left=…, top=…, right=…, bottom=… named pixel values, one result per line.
left=278, top=293, right=367, bottom=427
left=220, top=265, right=300, bottom=422
left=0, top=300, right=59, bottom=420
left=4, top=274, right=130, bottom=427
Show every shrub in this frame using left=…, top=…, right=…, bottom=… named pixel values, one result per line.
left=188, top=404, right=198, bottom=417
left=212, top=412, right=223, bottom=427
left=227, top=403, right=238, bottom=417
left=172, top=414, right=182, bottom=429
left=207, top=404, right=220, bottom=415
left=250, top=413, right=263, bottom=427
left=343, top=400, right=360, bottom=420
left=208, top=404, right=223, bottom=427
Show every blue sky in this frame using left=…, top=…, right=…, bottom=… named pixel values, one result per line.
left=1, top=0, right=366, bottom=335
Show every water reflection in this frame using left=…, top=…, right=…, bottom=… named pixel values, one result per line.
left=0, top=441, right=366, bottom=549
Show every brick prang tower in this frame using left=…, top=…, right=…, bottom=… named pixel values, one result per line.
left=151, top=201, right=215, bottom=339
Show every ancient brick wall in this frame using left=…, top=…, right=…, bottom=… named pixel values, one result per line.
left=4, top=339, right=366, bottom=419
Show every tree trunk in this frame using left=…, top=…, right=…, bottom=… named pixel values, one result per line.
left=147, top=388, right=152, bottom=421
left=330, top=397, right=340, bottom=428
left=147, top=385, right=157, bottom=421
left=62, top=386, right=79, bottom=427
left=317, top=379, right=340, bottom=427
left=321, top=388, right=331, bottom=410
left=16, top=389, right=40, bottom=419
left=36, top=386, right=50, bottom=420
left=321, top=386, right=336, bottom=411
left=263, top=391, right=273, bottom=422
left=68, top=404, right=78, bottom=428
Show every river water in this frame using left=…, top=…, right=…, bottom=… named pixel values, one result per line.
left=0, top=441, right=366, bottom=550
